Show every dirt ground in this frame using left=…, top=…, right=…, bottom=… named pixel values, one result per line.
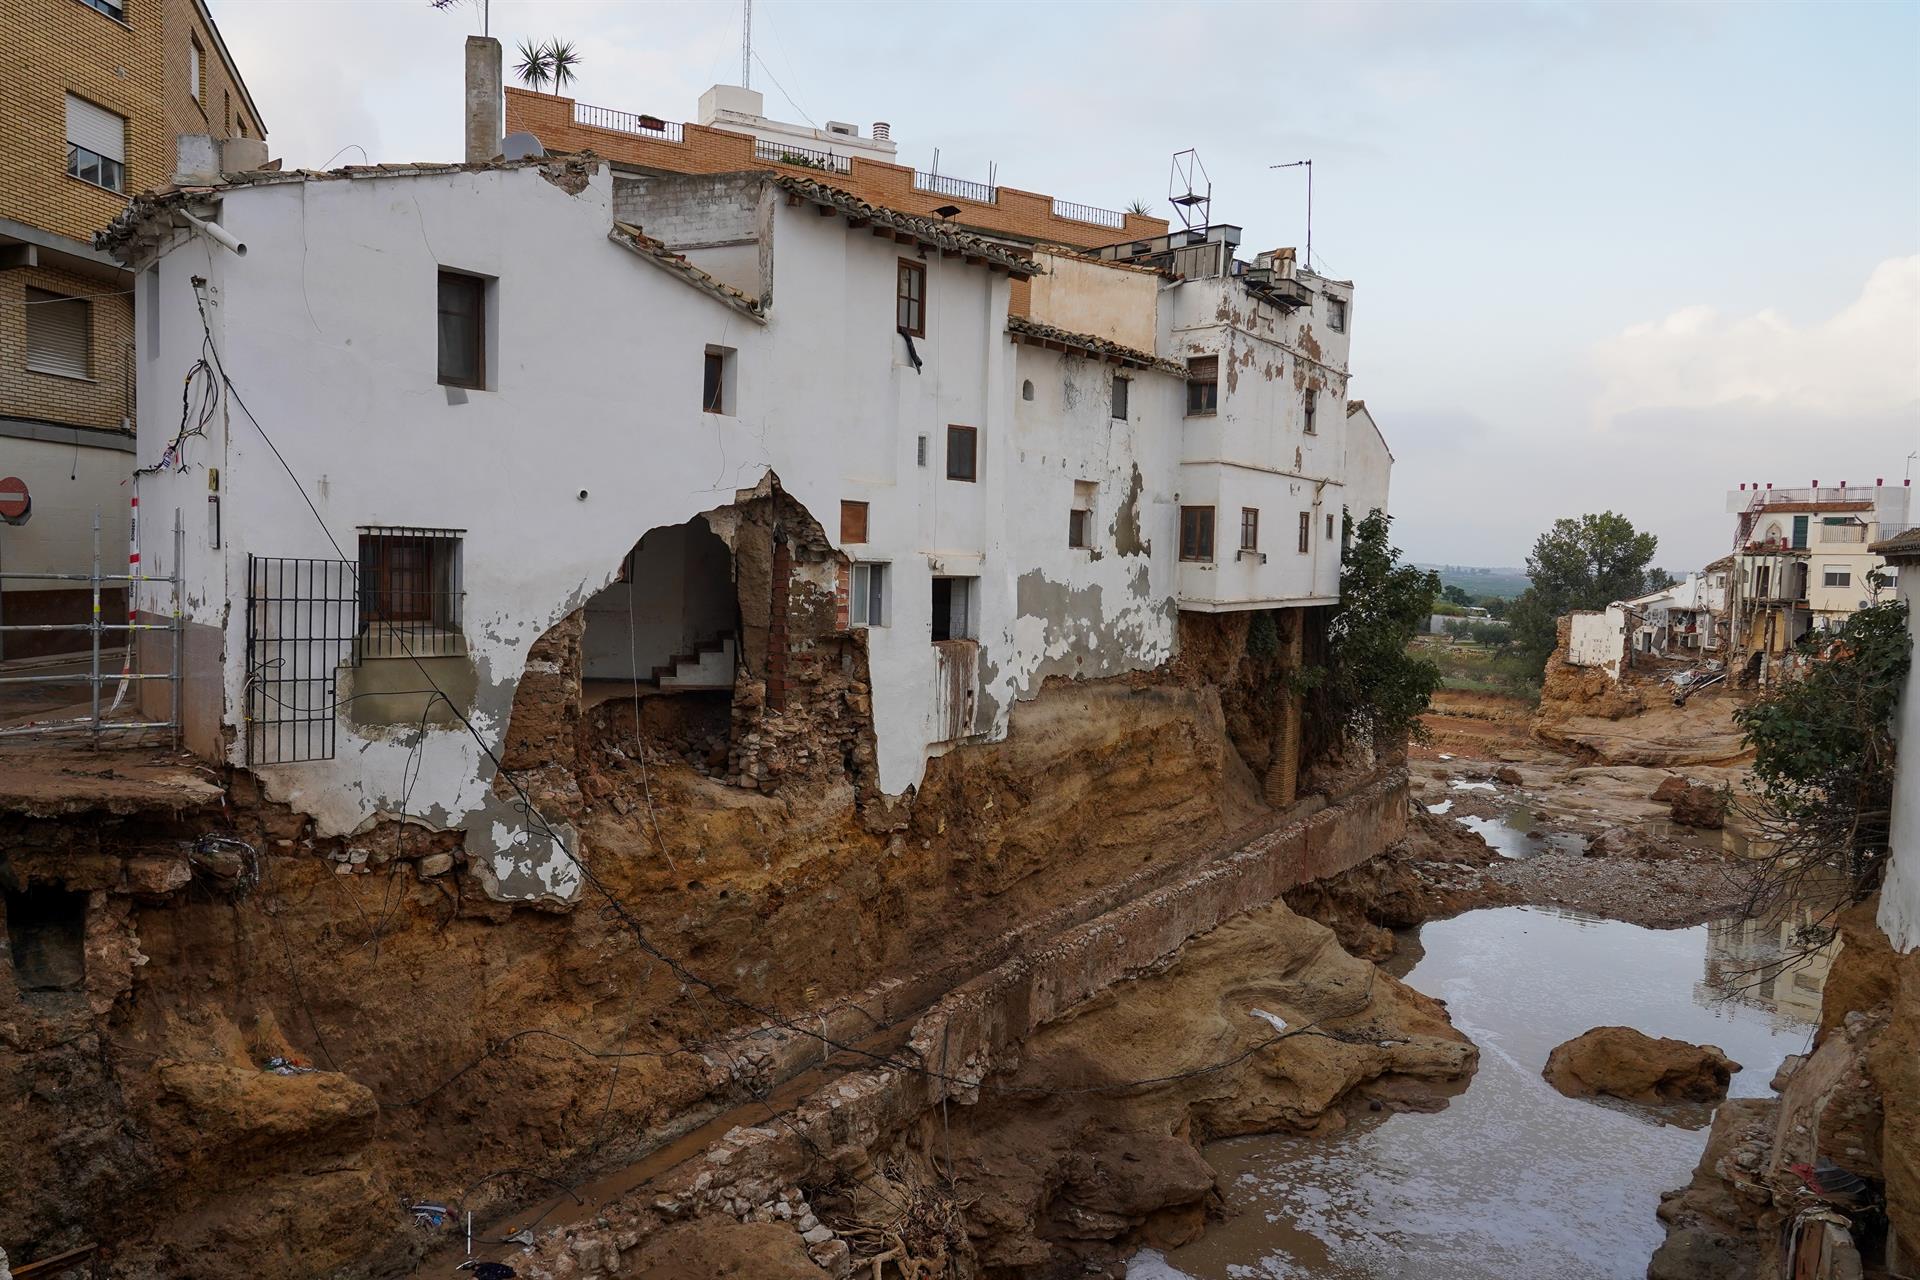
left=1401, top=688, right=1754, bottom=928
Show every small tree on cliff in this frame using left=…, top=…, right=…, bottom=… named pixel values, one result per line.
left=1506, top=511, right=1670, bottom=673
left=1303, top=512, right=1441, bottom=754
left=1733, top=600, right=1909, bottom=930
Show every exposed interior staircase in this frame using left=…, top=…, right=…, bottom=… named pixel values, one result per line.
left=650, top=633, right=735, bottom=690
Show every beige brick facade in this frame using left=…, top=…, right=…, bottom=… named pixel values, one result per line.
left=506, top=88, right=1169, bottom=253
left=0, top=0, right=262, bottom=437
left=0, top=263, right=135, bottom=432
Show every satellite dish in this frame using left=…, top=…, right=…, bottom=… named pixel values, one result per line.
left=500, top=132, right=546, bottom=162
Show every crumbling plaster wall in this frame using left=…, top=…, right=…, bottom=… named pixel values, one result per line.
left=1567, top=607, right=1628, bottom=678
left=1879, top=559, right=1920, bottom=952
left=1025, top=249, right=1160, bottom=351
left=1165, top=273, right=1352, bottom=609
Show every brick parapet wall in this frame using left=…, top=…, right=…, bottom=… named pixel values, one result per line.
left=507, top=88, right=1167, bottom=252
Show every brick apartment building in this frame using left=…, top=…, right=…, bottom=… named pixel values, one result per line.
left=0, top=0, right=264, bottom=656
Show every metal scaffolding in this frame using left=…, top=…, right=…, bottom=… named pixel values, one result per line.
left=0, top=508, right=182, bottom=748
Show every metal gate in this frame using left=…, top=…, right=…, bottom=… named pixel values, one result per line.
left=245, top=554, right=356, bottom=764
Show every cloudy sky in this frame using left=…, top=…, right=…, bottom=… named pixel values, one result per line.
left=213, top=0, right=1919, bottom=571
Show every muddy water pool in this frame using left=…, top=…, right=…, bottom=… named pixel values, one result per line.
left=1131, top=905, right=1820, bottom=1280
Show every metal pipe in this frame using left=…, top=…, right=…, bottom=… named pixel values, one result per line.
left=172, top=507, right=183, bottom=750
left=0, top=622, right=172, bottom=631
left=0, top=672, right=172, bottom=684
left=90, top=509, right=101, bottom=749
left=0, top=571, right=159, bottom=583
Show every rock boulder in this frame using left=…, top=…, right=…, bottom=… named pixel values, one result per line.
left=1669, top=783, right=1727, bottom=829
left=1544, top=1026, right=1739, bottom=1104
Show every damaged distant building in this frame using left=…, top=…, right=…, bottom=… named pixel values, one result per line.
left=94, top=43, right=1391, bottom=907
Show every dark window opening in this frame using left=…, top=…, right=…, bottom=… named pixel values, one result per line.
left=1112, top=375, right=1130, bottom=420
left=946, top=424, right=977, bottom=482
left=436, top=269, right=487, bottom=389
left=1328, top=296, right=1347, bottom=332
left=1180, top=506, right=1215, bottom=562
left=5, top=886, right=87, bottom=993
left=931, top=575, right=977, bottom=642
left=897, top=258, right=926, bottom=336
left=1326, top=512, right=1335, bottom=541
left=703, top=350, right=723, bottom=413
left=1303, top=388, right=1317, bottom=435
left=1069, top=508, right=1090, bottom=549
left=1186, top=356, right=1218, bottom=416
left=358, top=528, right=463, bottom=657
left=1297, top=511, right=1311, bottom=554
left=1021, top=379, right=1035, bottom=401
left=1240, top=507, right=1259, bottom=551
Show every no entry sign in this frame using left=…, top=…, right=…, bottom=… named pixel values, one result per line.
left=0, top=476, right=28, bottom=525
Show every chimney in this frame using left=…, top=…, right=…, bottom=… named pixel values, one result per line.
left=464, top=35, right=503, bottom=165
left=872, top=121, right=891, bottom=140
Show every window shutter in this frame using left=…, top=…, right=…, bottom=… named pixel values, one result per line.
left=66, top=94, right=126, bottom=163
left=26, top=290, right=90, bottom=379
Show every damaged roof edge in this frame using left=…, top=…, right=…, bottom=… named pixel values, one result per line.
left=609, top=222, right=767, bottom=322
left=1006, top=315, right=1186, bottom=375
left=94, top=153, right=606, bottom=262
left=769, top=174, right=1040, bottom=279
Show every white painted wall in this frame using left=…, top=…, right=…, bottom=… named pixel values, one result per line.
left=1342, top=402, right=1392, bottom=523
left=122, top=164, right=1391, bottom=903
left=1567, top=607, right=1626, bottom=677
left=0, top=433, right=133, bottom=594
left=1878, top=553, right=1920, bottom=952
left=1164, top=273, right=1353, bottom=609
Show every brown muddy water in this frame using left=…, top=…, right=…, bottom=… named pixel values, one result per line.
left=1130, top=904, right=1824, bottom=1280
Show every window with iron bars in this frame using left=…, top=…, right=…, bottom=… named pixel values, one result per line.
left=356, top=527, right=464, bottom=659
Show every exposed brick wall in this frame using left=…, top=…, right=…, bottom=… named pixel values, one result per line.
left=163, top=0, right=261, bottom=147
left=0, top=263, right=135, bottom=432
left=0, top=0, right=168, bottom=246
left=508, top=88, right=1168, bottom=252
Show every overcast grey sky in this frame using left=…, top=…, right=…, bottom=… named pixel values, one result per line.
left=213, top=0, right=1920, bottom=571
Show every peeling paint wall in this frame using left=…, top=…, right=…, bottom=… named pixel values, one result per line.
left=1567, top=608, right=1628, bottom=678
left=1024, top=249, right=1160, bottom=352
left=1167, top=274, right=1357, bottom=610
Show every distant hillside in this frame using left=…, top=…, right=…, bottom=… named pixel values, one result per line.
left=1415, top=564, right=1532, bottom=600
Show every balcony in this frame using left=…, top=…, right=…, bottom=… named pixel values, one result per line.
left=752, top=140, right=851, bottom=174
left=572, top=102, right=684, bottom=142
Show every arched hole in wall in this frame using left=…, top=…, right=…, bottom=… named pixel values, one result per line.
left=1022, top=379, right=1035, bottom=401
left=4, top=885, right=87, bottom=999
left=580, top=516, right=740, bottom=763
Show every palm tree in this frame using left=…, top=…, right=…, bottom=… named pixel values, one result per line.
left=1126, top=198, right=1154, bottom=216
left=514, top=37, right=554, bottom=91
left=547, top=39, right=582, bottom=91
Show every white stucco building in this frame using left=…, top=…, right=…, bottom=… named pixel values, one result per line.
left=1873, top=527, right=1920, bottom=953
left=100, top=142, right=1390, bottom=904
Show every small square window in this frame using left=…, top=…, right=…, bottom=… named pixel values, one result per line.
left=1069, top=509, right=1090, bottom=549
left=1186, top=356, right=1218, bottom=416
left=840, top=500, right=869, bottom=545
left=1111, top=375, right=1130, bottom=421
left=436, top=269, right=488, bottom=389
left=1328, top=296, right=1347, bottom=332
left=357, top=528, right=463, bottom=655
left=1303, top=389, right=1317, bottom=435
left=851, top=562, right=887, bottom=627
left=946, top=424, right=977, bottom=482
left=1297, top=511, right=1311, bottom=554
left=931, top=575, right=977, bottom=642
left=1239, top=507, right=1259, bottom=552
left=1823, top=566, right=1851, bottom=588
left=897, top=258, right=926, bottom=336
left=1180, top=506, right=1215, bottom=562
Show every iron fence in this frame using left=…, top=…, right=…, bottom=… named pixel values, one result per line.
left=1051, top=198, right=1127, bottom=229
left=753, top=140, right=851, bottom=174
left=0, top=508, right=181, bottom=747
left=572, top=102, right=684, bottom=142
left=913, top=171, right=995, bottom=204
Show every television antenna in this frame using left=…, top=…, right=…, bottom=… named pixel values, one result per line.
left=742, top=0, right=752, bottom=88
left=1269, top=159, right=1312, bottom=273
left=1169, top=149, right=1210, bottom=235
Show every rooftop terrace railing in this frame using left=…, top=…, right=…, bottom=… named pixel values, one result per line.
left=573, top=102, right=685, bottom=143
left=1051, top=197, right=1126, bottom=229
left=913, top=170, right=995, bottom=204
left=753, top=140, right=852, bottom=174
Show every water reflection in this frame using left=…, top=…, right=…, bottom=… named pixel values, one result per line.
left=1455, top=812, right=1587, bottom=859
left=1698, top=895, right=1843, bottom=1029
left=1132, top=904, right=1823, bottom=1280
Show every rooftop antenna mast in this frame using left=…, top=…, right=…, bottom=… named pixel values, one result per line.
left=1269, top=159, right=1312, bottom=273
left=1169, top=149, right=1211, bottom=236
left=741, top=0, right=752, bottom=88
